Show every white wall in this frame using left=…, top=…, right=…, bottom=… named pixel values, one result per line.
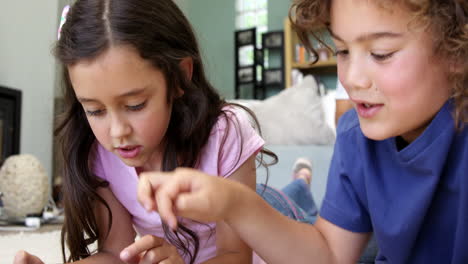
left=0, top=1, right=59, bottom=179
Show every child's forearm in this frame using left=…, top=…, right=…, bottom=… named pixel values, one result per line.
left=225, top=181, right=333, bottom=264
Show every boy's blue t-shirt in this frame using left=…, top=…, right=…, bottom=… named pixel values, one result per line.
left=321, top=100, right=468, bottom=263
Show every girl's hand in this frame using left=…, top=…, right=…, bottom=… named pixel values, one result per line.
left=120, top=235, right=184, bottom=264
left=137, top=168, right=238, bottom=229
left=13, top=251, right=44, bottom=264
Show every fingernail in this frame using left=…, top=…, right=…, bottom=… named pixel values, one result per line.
left=120, top=250, right=129, bottom=260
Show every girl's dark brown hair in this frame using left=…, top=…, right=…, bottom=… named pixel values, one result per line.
left=54, top=0, right=277, bottom=262
left=291, top=0, right=468, bottom=127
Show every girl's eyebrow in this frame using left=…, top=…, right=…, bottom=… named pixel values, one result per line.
left=116, top=87, right=148, bottom=98
left=77, top=87, right=147, bottom=103
left=329, top=30, right=404, bottom=43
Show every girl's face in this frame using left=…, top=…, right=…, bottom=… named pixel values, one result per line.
left=330, top=0, right=451, bottom=142
left=69, top=45, right=172, bottom=170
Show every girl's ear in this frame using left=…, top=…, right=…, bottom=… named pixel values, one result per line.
left=179, top=57, right=193, bottom=81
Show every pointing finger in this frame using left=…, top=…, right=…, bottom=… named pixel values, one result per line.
left=120, top=235, right=165, bottom=263
left=137, top=171, right=173, bottom=212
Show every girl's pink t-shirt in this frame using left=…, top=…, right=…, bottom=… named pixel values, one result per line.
left=92, top=108, right=264, bottom=263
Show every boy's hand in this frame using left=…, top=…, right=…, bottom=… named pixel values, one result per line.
left=137, top=168, right=238, bottom=229
left=13, top=251, right=44, bottom=264
left=120, top=235, right=184, bottom=264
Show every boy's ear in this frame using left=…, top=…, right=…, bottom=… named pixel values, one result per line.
left=447, top=53, right=465, bottom=74
left=450, top=61, right=465, bottom=75
left=179, top=57, right=193, bottom=81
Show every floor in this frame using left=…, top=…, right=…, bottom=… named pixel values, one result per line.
left=0, top=223, right=63, bottom=263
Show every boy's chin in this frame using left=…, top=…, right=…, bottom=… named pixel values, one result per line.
left=360, top=124, right=394, bottom=141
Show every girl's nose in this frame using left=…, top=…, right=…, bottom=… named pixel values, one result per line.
left=109, top=114, right=131, bottom=139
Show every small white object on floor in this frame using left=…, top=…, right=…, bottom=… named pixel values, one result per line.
left=42, top=211, right=55, bottom=221
left=25, top=217, right=41, bottom=228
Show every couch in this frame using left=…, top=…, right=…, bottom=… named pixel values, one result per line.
left=235, top=75, right=337, bottom=208
left=256, top=143, right=334, bottom=209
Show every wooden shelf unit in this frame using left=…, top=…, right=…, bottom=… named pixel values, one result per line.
left=284, top=18, right=337, bottom=88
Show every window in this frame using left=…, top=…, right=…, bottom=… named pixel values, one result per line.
left=236, top=0, right=268, bottom=78
left=236, top=0, right=268, bottom=46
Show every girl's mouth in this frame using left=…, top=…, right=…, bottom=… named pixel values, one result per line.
left=116, top=145, right=142, bottom=159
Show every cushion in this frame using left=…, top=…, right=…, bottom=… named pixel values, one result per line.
left=233, top=76, right=335, bottom=145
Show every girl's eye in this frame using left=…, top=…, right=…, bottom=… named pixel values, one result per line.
left=371, top=52, right=395, bottom=61
left=127, top=101, right=147, bottom=111
left=86, top=109, right=104, bottom=116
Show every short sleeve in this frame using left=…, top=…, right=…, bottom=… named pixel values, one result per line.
left=320, top=116, right=372, bottom=232
left=335, top=81, right=349, bottom=100
left=217, top=108, right=265, bottom=178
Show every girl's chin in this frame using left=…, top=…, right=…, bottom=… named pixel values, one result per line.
left=119, top=157, right=146, bottom=168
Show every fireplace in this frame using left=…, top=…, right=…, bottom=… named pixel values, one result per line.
left=0, top=86, right=21, bottom=166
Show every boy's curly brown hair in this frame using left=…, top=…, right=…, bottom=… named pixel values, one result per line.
left=291, top=0, right=468, bottom=128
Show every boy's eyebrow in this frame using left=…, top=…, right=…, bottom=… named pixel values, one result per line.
left=77, top=87, right=147, bottom=103
left=329, top=30, right=404, bottom=42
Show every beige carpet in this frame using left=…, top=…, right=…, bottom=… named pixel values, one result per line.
left=0, top=228, right=266, bottom=264
left=0, top=229, right=63, bottom=263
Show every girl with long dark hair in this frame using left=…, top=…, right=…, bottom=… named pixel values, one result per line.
left=14, top=0, right=275, bottom=263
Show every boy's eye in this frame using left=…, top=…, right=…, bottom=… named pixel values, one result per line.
left=371, top=52, right=395, bottom=61
left=334, top=49, right=349, bottom=57
left=127, top=101, right=147, bottom=111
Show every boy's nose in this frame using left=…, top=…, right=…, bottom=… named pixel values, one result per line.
left=342, top=57, right=372, bottom=92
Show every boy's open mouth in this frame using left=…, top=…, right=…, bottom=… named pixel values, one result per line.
left=356, top=103, right=384, bottom=118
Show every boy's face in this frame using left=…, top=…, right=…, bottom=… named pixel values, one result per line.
left=68, top=45, right=172, bottom=170
left=330, top=0, right=451, bottom=142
